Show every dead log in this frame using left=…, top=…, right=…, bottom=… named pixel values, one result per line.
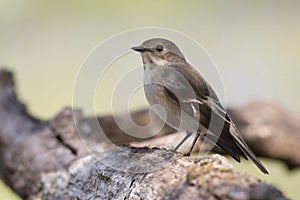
left=0, top=69, right=288, bottom=199
left=36, top=149, right=285, bottom=200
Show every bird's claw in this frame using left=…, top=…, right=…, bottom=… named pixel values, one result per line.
left=183, top=152, right=191, bottom=157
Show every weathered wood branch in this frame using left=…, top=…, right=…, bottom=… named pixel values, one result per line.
left=0, top=69, right=289, bottom=199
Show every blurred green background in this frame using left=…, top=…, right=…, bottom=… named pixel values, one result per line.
left=0, top=1, right=300, bottom=199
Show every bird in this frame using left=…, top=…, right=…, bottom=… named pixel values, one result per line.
left=131, top=38, right=268, bottom=174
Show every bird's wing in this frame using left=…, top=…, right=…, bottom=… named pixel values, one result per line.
left=162, top=63, right=229, bottom=123
left=163, top=64, right=268, bottom=174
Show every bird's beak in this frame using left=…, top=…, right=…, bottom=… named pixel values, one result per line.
left=131, top=46, right=153, bottom=53
left=131, top=46, right=146, bottom=52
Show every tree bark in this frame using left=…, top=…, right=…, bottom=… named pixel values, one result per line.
left=0, top=69, right=289, bottom=199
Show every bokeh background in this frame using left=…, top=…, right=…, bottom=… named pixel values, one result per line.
left=1, top=1, right=300, bottom=199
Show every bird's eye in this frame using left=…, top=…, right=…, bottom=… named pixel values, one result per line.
left=156, top=45, right=164, bottom=52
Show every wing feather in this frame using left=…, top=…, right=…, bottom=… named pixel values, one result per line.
left=161, top=63, right=268, bottom=174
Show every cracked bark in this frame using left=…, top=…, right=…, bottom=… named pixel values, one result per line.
left=0, top=69, right=289, bottom=199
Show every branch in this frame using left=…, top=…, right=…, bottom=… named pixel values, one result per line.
left=0, top=69, right=288, bottom=199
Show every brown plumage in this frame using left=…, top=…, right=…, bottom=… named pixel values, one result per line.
left=132, top=38, right=268, bottom=174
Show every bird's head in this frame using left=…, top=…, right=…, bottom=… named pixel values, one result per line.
left=132, top=38, right=186, bottom=66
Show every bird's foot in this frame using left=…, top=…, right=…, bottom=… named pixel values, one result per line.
left=170, top=149, right=192, bottom=157
left=170, top=149, right=180, bottom=154
left=183, top=152, right=191, bottom=157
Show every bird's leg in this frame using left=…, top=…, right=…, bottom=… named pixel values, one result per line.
left=173, top=132, right=192, bottom=152
left=184, top=132, right=201, bottom=156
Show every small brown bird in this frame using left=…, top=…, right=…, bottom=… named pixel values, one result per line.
left=132, top=38, right=268, bottom=174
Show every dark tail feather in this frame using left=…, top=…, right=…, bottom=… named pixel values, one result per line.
left=231, top=133, right=269, bottom=174
left=206, top=131, right=269, bottom=174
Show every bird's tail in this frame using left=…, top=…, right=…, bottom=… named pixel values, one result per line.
left=205, top=127, right=269, bottom=174
left=230, top=130, right=269, bottom=174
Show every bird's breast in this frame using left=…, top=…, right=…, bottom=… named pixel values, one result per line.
left=143, top=66, right=167, bottom=105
